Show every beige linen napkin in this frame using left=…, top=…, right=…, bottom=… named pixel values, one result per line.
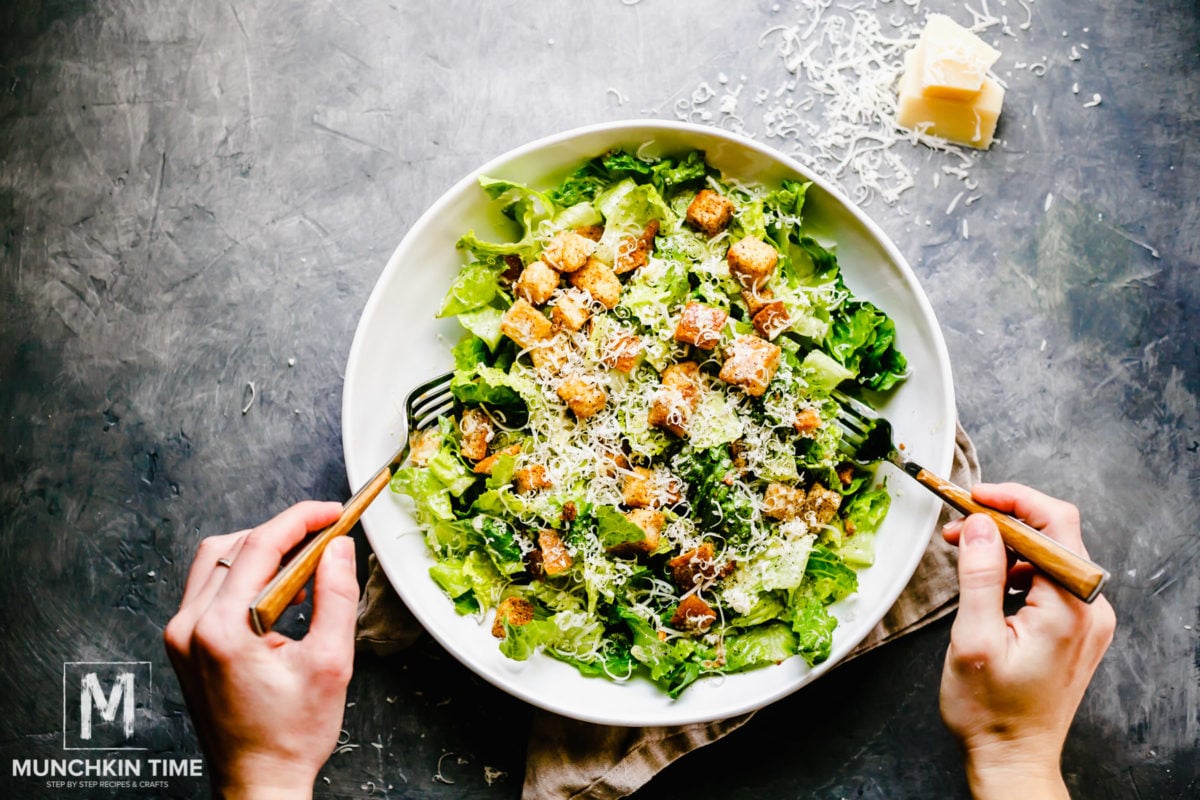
left=356, top=423, right=980, bottom=799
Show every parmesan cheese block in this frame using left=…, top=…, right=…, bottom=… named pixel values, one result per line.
left=916, top=14, right=1001, bottom=100
left=896, top=50, right=1004, bottom=149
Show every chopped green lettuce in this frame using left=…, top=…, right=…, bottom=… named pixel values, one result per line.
left=786, top=588, right=839, bottom=665
left=438, top=263, right=502, bottom=317
left=800, top=349, right=854, bottom=396
left=594, top=506, right=646, bottom=550
left=724, top=622, right=798, bottom=671
left=825, top=300, right=909, bottom=391
left=474, top=516, right=525, bottom=576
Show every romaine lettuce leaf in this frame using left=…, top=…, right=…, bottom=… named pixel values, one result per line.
left=804, top=545, right=859, bottom=604
left=595, top=506, right=646, bottom=550
left=428, top=559, right=473, bottom=600
left=457, top=306, right=505, bottom=350
left=438, top=263, right=502, bottom=317
left=597, top=150, right=708, bottom=194
left=800, top=350, right=853, bottom=396
left=426, top=448, right=476, bottom=497
left=723, top=622, right=798, bottom=671
left=825, top=300, right=908, bottom=391
left=843, top=485, right=891, bottom=536
left=474, top=516, right=525, bottom=575
left=453, top=335, right=490, bottom=372
left=762, top=179, right=810, bottom=252
left=838, top=484, right=891, bottom=567
left=391, top=466, right=454, bottom=522
left=457, top=176, right=558, bottom=265
left=595, top=178, right=674, bottom=235
left=451, top=364, right=539, bottom=407
left=786, top=588, right=839, bottom=665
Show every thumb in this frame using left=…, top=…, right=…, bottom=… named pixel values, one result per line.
left=303, top=536, right=360, bottom=672
left=949, top=514, right=1009, bottom=663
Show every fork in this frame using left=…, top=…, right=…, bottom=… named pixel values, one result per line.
left=250, top=371, right=455, bottom=635
left=831, top=390, right=1110, bottom=603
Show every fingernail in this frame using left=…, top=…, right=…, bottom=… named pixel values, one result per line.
left=962, top=515, right=997, bottom=546
left=943, top=519, right=963, bottom=535
left=331, top=537, right=355, bottom=563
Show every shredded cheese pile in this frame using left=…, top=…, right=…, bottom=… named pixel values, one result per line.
left=653, top=0, right=1098, bottom=207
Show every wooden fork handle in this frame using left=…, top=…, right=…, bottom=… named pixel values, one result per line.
left=907, top=466, right=1110, bottom=603
left=249, top=463, right=393, bottom=635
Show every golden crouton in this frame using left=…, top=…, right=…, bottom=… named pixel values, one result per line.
left=674, top=302, right=728, bottom=350
left=609, top=508, right=664, bottom=555
left=803, top=482, right=843, bottom=525
left=718, top=335, right=781, bottom=397
left=568, top=257, right=622, bottom=309
left=501, top=254, right=524, bottom=283
left=600, top=332, right=643, bottom=373
left=549, top=289, right=593, bottom=332
left=598, top=448, right=631, bottom=477
left=743, top=285, right=775, bottom=315
left=837, top=463, right=857, bottom=487
left=686, top=189, right=734, bottom=236
left=574, top=225, right=605, bottom=242
left=752, top=300, right=790, bottom=340
left=763, top=482, right=807, bottom=521
left=621, top=466, right=683, bottom=509
left=537, top=529, right=573, bottom=576
left=670, top=594, right=717, bottom=633
left=409, top=429, right=442, bottom=467
left=514, top=260, right=560, bottom=306
left=529, top=334, right=573, bottom=374
left=514, top=465, right=553, bottom=494
left=458, top=408, right=494, bottom=462
left=556, top=374, right=608, bottom=418
left=667, top=542, right=729, bottom=591
left=648, top=362, right=702, bottom=437
left=794, top=407, right=822, bottom=435
left=727, top=237, right=779, bottom=290
left=491, top=596, right=534, bottom=638
left=614, top=219, right=660, bottom=274
left=541, top=230, right=595, bottom=273
left=500, top=299, right=554, bottom=350
left=472, top=443, right=522, bottom=475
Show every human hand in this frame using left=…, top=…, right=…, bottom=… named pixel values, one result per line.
left=939, top=483, right=1116, bottom=800
left=164, top=502, right=359, bottom=800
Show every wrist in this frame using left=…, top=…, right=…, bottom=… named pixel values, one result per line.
left=964, top=749, right=1068, bottom=800
left=213, top=781, right=314, bottom=800
left=211, top=757, right=316, bottom=800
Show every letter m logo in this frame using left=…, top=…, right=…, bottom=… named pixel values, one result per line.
left=81, top=672, right=134, bottom=740
left=63, top=662, right=151, bottom=750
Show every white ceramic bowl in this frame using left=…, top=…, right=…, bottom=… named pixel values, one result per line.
left=342, top=120, right=955, bottom=726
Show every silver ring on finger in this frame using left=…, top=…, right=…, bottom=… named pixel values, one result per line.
left=215, top=557, right=234, bottom=569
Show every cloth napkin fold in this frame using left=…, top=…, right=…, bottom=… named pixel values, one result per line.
left=356, top=423, right=980, bottom=799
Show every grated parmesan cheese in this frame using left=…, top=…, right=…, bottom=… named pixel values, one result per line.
left=656, top=0, right=1056, bottom=208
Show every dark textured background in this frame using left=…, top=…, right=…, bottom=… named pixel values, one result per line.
left=1, top=1, right=1196, bottom=798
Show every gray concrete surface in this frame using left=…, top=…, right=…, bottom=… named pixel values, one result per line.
left=1, top=0, right=1196, bottom=798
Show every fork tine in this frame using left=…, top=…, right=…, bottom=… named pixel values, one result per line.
left=405, top=372, right=454, bottom=413
left=399, top=371, right=457, bottom=436
left=831, top=389, right=876, bottom=420
left=409, top=371, right=453, bottom=397
left=409, top=388, right=454, bottom=420
left=832, top=416, right=865, bottom=441
left=413, top=399, right=455, bottom=428
left=834, top=409, right=871, bottom=436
